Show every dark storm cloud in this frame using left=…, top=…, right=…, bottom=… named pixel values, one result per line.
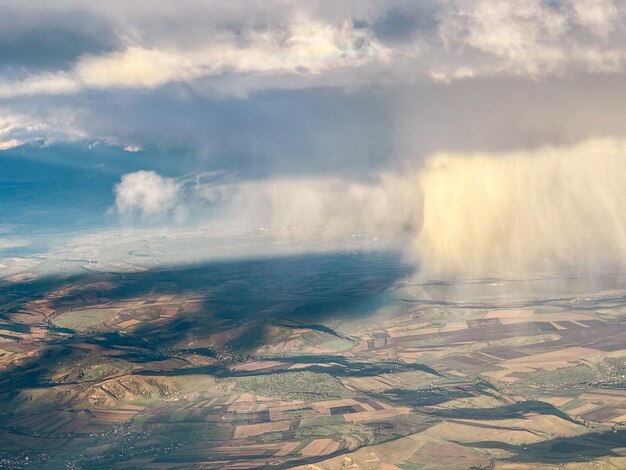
left=10, top=72, right=626, bottom=184
left=2, top=0, right=626, bottom=175
left=372, top=4, right=439, bottom=43
left=69, top=87, right=395, bottom=178
left=0, top=8, right=118, bottom=71
left=389, top=74, right=626, bottom=157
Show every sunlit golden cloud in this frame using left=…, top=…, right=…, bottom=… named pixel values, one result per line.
left=416, top=139, right=626, bottom=278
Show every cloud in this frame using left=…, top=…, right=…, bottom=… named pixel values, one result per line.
left=0, top=5, right=117, bottom=70
left=570, top=0, right=620, bottom=36
left=114, top=170, right=181, bottom=217
left=437, top=0, right=624, bottom=78
left=0, top=108, right=90, bottom=150
left=4, top=1, right=626, bottom=284
left=0, top=237, right=30, bottom=250
left=372, top=6, right=434, bottom=43
left=3, top=1, right=626, bottom=158
left=255, top=137, right=626, bottom=281
left=198, top=175, right=421, bottom=234
left=1, top=0, right=625, bottom=102
left=0, top=139, right=24, bottom=151
left=113, top=170, right=420, bottom=236
left=112, top=137, right=626, bottom=280
left=416, top=138, right=626, bottom=278
left=0, top=18, right=387, bottom=98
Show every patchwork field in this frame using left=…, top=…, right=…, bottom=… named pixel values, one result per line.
left=2, top=251, right=626, bottom=468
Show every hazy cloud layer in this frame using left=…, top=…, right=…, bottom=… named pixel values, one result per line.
left=111, top=139, right=626, bottom=278
left=113, top=170, right=421, bottom=236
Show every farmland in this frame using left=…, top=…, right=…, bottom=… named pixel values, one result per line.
left=2, top=250, right=626, bottom=468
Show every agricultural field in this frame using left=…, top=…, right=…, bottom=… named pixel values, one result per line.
left=2, top=251, right=626, bottom=468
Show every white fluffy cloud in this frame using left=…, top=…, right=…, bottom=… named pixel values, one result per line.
left=114, top=170, right=181, bottom=217
left=571, top=0, right=620, bottom=36
left=0, top=139, right=23, bottom=150
left=0, top=114, right=43, bottom=145
left=0, top=18, right=387, bottom=98
left=0, top=109, right=86, bottom=149
left=437, top=0, right=624, bottom=79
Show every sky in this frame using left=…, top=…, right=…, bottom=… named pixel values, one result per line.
left=3, top=0, right=626, bottom=278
